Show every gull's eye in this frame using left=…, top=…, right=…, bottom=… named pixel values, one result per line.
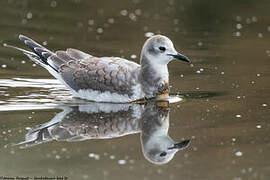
left=159, top=46, right=166, bottom=52
left=160, top=152, right=167, bottom=157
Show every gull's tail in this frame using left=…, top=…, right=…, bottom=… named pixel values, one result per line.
left=12, top=106, right=72, bottom=149
left=3, top=35, right=60, bottom=73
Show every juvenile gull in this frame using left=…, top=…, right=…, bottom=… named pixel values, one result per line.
left=4, top=35, right=190, bottom=103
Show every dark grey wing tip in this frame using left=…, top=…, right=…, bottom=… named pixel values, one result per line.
left=17, top=34, right=58, bottom=72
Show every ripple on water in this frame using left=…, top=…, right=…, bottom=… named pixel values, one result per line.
left=0, top=78, right=73, bottom=111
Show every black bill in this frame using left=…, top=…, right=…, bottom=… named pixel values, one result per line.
left=168, top=53, right=191, bottom=63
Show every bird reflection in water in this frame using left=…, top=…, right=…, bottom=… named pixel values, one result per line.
left=16, top=101, right=191, bottom=164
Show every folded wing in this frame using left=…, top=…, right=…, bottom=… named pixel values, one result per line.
left=59, top=57, right=141, bottom=97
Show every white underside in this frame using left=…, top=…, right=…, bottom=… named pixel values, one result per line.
left=73, top=84, right=144, bottom=103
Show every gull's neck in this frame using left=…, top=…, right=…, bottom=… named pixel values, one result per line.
left=139, top=54, right=169, bottom=98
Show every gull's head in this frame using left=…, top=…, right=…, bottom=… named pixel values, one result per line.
left=142, top=136, right=191, bottom=165
left=141, top=35, right=190, bottom=65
